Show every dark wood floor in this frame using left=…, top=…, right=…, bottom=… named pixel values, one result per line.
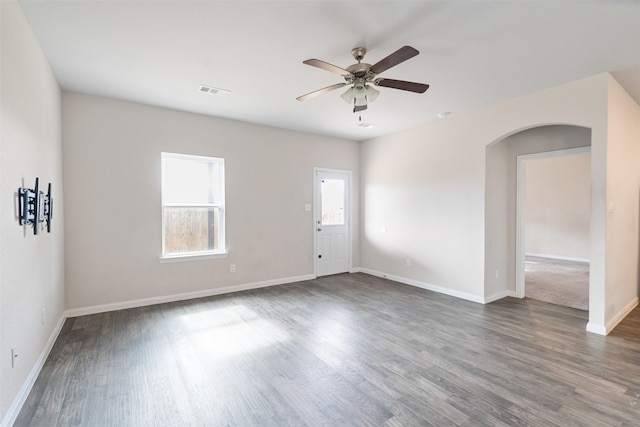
left=16, top=273, right=640, bottom=426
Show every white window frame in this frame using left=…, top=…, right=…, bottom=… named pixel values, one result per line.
left=160, top=152, right=227, bottom=262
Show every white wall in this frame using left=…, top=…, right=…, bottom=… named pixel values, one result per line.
left=62, top=92, right=360, bottom=311
left=361, top=75, right=612, bottom=325
left=525, top=152, right=591, bottom=260
left=603, top=75, right=640, bottom=330
left=361, top=115, right=487, bottom=301
left=0, top=1, right=65, bottom=424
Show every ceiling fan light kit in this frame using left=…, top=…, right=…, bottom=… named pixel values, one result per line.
left=297, top=45, right=429, bottom=115
left=340, top=84, right=379, bottom=106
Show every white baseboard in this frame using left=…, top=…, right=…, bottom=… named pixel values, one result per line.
left=1, top=314, right=66, bottom=427
left=525, top=253, right=589, bottom=263
left=586, top=297, right=639, bottom=336
left=605, top=296, right=639, bottom=334
left=484, top=290, right=518, bottom=303
left=586, top=322, right=607, bottom=335
left=65, top=274, right=316, bottom=317
left=360, top=269, right=516, bottom=304
left=360, top=268, right=486, bottom=304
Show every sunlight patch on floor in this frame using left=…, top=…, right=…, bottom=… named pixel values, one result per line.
left=180, top=305, right=290, bottom=360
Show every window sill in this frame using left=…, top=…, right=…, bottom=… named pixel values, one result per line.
left=159, top=251, right=228, bottom=263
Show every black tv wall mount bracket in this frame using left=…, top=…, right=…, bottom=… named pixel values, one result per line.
left=18, top=177, right=53, bottom=235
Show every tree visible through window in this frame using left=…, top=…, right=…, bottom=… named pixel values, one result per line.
left=161, top=152, right=225, bottom=257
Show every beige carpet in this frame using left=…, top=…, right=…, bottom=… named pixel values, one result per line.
left=525, top=255, right=589, bottom=311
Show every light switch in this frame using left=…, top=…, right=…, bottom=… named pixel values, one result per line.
left=608, top=201, right=615, bottom=213
left=304, top=204, right=311, bottom=212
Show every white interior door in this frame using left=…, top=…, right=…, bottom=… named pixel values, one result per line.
left=315, top=169, right=350, bottom=277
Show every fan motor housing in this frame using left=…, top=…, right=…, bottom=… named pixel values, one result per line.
left=346, top=63, right=372, bottom=79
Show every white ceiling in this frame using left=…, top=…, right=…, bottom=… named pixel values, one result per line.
left=17, top=0, right=640, bottom=142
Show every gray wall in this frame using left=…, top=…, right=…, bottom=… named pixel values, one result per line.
left=603, top=77, right=640, bottom=327
left=360, top=75, right=608, bottom=307
left=1, top=1, right=65, bottom=422
left=62, top=92, right=360, bottom=310
left=525, top=152, right=591, bottom=260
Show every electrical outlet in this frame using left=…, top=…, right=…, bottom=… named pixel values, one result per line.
left=405, top=258, right=411, bottom=267
left=495, top=269, right=500, bottom=279
left=230, top=264, right=236, bottom=273
left=42, top=308, right=45, bottom=326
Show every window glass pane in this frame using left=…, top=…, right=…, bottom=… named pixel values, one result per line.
left=321, top=179, right=345, bottom=225
left=163, top=206, right=221, bottom=254
left=161, top=152, right=225, bottom=257
left=163, top=157, right=222, bottom=205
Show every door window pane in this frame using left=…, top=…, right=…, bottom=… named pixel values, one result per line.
left=321, top=179, right=345, bottom=225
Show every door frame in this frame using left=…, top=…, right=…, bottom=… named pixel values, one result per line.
left=515, top=146, right=591, bottom=298
left=313, top=167, right=352, bottom=278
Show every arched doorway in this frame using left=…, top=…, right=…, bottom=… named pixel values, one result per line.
left=484, top=125, right=592, bottom=314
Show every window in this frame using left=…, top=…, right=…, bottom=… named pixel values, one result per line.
left=320, top=178, right=345, bottom=225
left=161, top=152, right=225, bottom=260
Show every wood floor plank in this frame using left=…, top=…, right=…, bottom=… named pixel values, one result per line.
left=14, top=273, right=640, bottom=426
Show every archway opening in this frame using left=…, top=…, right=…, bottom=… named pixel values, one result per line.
left=484, top=125, right=592, bottom=315
left=518, top=148, right=590, bottom=310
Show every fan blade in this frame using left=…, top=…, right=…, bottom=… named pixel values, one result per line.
left=296, top=83, right=347, bottom=101
left=303, top=59, right=351, bottom=76
left=370, top=46, right=419, bottom=75
left=375, top=78, right=429, bottom=93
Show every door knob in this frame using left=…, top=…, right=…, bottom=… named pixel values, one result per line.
left=317, top=228, right=322, bottom=231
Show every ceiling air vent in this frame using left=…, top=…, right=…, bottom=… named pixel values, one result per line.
left=199, top=85, right=231, bottom=97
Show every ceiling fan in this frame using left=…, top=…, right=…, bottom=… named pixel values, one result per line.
left=296, top=46, right=429, bottom=113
